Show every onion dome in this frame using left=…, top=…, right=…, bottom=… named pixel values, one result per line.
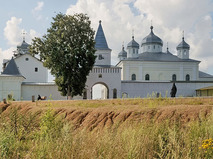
left=127, top=36, right=139, bottom=49
left=17, top=40, right=30, bottom=50
left=118, top=45, right=127, bottom=58
left=176, top=37, right=190, bottom=50
left=141, top=26, right=163, bottom=46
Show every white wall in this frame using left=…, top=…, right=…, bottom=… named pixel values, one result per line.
left=121, top=81, right=213, bottom=98
left=95, top=49, right=111, bottom=66
left=15, top=54, right=48, bottom=82
left=117, top=61, right=199, bottom=82
left=0, top=76, right=24, bottom=101
left=86, top=66, right=121, bottom=99
left=21, top=83, right=67, bottom=100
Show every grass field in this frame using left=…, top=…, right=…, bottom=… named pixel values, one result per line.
left=0, top=97, right=213, bottom=158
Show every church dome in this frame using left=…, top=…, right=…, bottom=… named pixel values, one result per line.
left=141, top=26, right=163, bottom=46
left=15, top=40, right=30, bottom=56
left=17, top=40, right=30, bottom=50
left=118, top=46, right=127, bottom=58
left=176, top=37, right=190, bottom=50
left=127, top=36, right=139, bottom=48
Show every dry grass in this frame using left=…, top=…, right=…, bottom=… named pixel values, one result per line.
left=1, top=97, right=213, bottom=158
left=1, top=97, right=213, bottom=131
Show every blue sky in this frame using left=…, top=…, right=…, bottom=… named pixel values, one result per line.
left=0, top=0, right=77, bottom=49
left=1, top=0, right=213, bottom=77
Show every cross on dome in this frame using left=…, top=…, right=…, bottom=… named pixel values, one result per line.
left=22, top=30, right=27, bottom=42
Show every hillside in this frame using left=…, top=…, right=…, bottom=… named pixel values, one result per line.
left=1, top=97, right=213, bottom=131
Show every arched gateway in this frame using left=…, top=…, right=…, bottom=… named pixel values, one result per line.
left=85, top=65, right=121, bottom=99
left=82, top=21, right=121, bottom=100
left=91, top=82, right=109, bottom=99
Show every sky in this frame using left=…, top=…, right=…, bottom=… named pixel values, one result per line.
left=1, top=0, right=213, bottom=77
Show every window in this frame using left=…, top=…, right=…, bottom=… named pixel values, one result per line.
left=98, top=54, right=104, bottom=60
left=145, top=74, right=150, bottom=81
left=133, top=49, right=135, bottom=54
left=148, top=46, right=150, bottom=49
left=172, top=74, right=176, bottom=81
left=113, top=89, right=117, bottom=99
left=122, top=92, right=128, bottom=98
left=35, top=67, right=38, bottom=72
left=25, top=58, right=29, bottom=61
left=98, top=74, right=102, bottom=78
left=186, top=74, right=190, bottom=81
left=153, top=45, right=155, bottom=49
left=131, top=74, right=136, bottom=80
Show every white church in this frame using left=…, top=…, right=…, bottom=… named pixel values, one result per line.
left=1, top=21, right=213, bottom=101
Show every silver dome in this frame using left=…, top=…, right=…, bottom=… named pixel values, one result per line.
left=127, top=36, right=139, bottom=48
left=141, top=26, right=163, bottom=46
left=176, top=37, right=190, bottom=50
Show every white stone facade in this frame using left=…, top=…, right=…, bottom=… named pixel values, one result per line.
left=14, top=54, right=48, bottom=83
left=21, top=83, right=67, bottom=100
left=117, top=61, right=200, bottom=82
left=94, top=49, right=111, bottom=66
left=0, top=75, right=24, bottom=101
left=121, top=81, right=213, bottom=98
left=86, top=66, right=121, bottom=99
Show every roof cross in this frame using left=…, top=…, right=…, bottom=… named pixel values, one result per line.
left=132, top=29, right=134, bottom=38
left=182, top=30, right=184, bottom=40
left=22, top=30, right=27, bottom=42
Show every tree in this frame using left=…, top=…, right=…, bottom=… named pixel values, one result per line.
left=30, top=13, right=96, bottom=98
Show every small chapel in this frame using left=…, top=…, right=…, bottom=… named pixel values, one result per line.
left=1, top=21, right=213, bottom=101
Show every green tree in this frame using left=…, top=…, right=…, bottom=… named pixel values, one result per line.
left=30, top=13, right=96, bottom=98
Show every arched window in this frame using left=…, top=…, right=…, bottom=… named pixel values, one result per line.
left=145, top=74, right=150, bottom=81
left=186, top=74, right=190, bottom=81
left=172, top=74, right=176, bottom=81
left=98, top=54, right=104, bottom=60
left=113, top=89, right=117, bottom=99
left=132, top=74, right=136, bottom=81
left=122, top=92, right=128, bottom=98
left=98, top=74, right=102, bottom=78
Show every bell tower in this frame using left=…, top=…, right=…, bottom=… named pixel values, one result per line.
left=94, top=20, right=112, bottom=66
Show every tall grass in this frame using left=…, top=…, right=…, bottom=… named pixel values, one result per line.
left=0, top=98, right=213, bottom=158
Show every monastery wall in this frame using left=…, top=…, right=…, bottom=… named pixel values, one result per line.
left=0, top=76, right=23, bottom=101
left=121, top=81, right=213, bottom=98
left=21, top=83, right=66, bottom=100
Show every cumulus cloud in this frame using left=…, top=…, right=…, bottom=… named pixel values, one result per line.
left=4, top=17, right=22, bottom=46
left=66, top=0, right=213, bottom=74
left=32, top=1, right=44, bottom=20
left=3, top=17, right=39, bottom=46
left=0, top=47, right=16, bottom=73
left=0, top=17, right=40, bottom=73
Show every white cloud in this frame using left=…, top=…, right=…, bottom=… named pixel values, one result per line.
left=4, top=17, right=22, bottom=46
left=33, top=1, right=44, bottom=12
left=0, top=47, right=16, bottom=73
left=32, top=1, right=44, bottom=20
left=66, top=0, right=213, bottom=74
left=3, top=17, right=40, bottom=46
left=0, top=17, right=40, bottom=73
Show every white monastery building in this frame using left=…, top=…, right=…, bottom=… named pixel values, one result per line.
left=1, top=21, right=213, bottom=101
